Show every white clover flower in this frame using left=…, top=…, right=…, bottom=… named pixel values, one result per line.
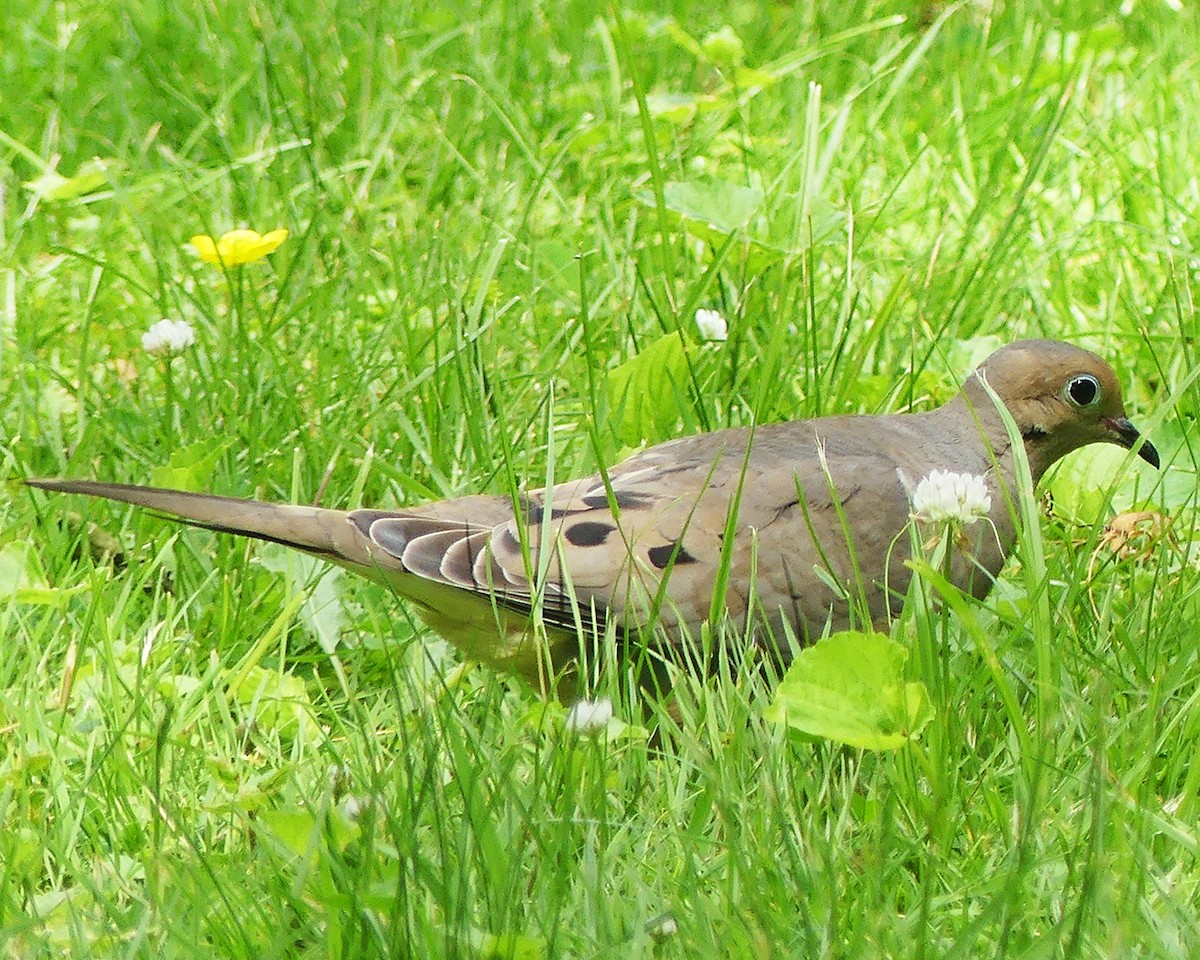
left=694, top=308, right=728, bottom=342
left=565, top=697, right=614, bottom=734
left=645, top=912, right=679, bottom=942
left=142, top=318, right=195, bottom=356
left=338, top=794, right=370, bottom=822
left=911, top=470, right=992, bottom=525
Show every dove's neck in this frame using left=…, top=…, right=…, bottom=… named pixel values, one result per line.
left=935, top=380, right=1057, bottom=486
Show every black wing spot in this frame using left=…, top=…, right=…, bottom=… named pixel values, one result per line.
left=581, top=490, right=655, bottom=510
left=648, top=541, right=698, bottom=569
left=565, top=520, right=617, bottom=547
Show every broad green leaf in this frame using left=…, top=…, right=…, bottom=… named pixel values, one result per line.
left=0, top=541, right=88, bottom=606
left=23, top=158, right=119, bottom=201
left=231, top=665, right=314, bottom=739
left=7, top=827, right=43, bottom=882
left=605, top=332, right=690, bottom=446
left=1142, top=418, right=1200, bottom=513
left=260, top=807, right=359, bottom=863
left=149, top=440, right=231, bottom=491
left=764, top=631, right=934, bottom=750
left=1045, top=444, right=1127, bottom=524
left=1046, top=421, right=1168, bottom=524
left=702, top=26, right=745, bottom=66
left=260, top=546, right=346, bottom=653
left=639, top=92, right=703, bottom=124
left=259, top=809, right=319, bottom=860
left=637, top=177, right=841, bottom=268
left=464, top=927, right=548, bottom=960
left=733, top=65, right=781, bottom=89
left=661, top=177, right=762, bottom=234
left=662, top=22, right=704, bottom=59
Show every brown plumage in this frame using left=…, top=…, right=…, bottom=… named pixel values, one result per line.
left=27, top=340, right=1159, bottom=694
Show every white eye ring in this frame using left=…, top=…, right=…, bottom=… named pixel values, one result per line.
left=1065, top=374, right=1101, bottom=409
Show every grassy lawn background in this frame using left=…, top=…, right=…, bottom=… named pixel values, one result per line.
left=2, top=0, right=1199, bottom=956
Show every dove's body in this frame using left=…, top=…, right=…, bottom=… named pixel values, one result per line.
left=28, top=340, right=1159, bottom=692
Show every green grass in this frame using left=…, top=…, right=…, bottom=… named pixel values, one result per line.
left=3, top=0, right=1200, bottom=956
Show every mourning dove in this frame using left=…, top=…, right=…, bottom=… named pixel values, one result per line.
left=27, top=340, right=1159, bottom=693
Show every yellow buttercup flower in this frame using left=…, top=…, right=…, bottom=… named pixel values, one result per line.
left=188, top=228, right=288, bottom=266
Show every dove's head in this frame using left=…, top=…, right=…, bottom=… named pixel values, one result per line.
left=964, top=339, right=1160, bottom=478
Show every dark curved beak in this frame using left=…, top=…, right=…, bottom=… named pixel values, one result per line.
left=1108, top=417, right=1161, bottom=469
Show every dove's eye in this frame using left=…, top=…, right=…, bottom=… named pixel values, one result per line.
left=1066, top=374, right=1101, bottom=408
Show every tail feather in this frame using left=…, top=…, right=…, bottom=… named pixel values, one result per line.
left=25, top=476, right=571, bottom=683
left=25, top=478, right=355, bottom=561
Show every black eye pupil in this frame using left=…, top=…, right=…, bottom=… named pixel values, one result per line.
left=1069, top=376, right=1098, bottom=406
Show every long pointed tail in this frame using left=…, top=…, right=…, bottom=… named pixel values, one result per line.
left=26, top=478, right=360, bottom=561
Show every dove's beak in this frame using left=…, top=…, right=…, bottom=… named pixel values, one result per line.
left=1108, top=417, right=1161, bottom=469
